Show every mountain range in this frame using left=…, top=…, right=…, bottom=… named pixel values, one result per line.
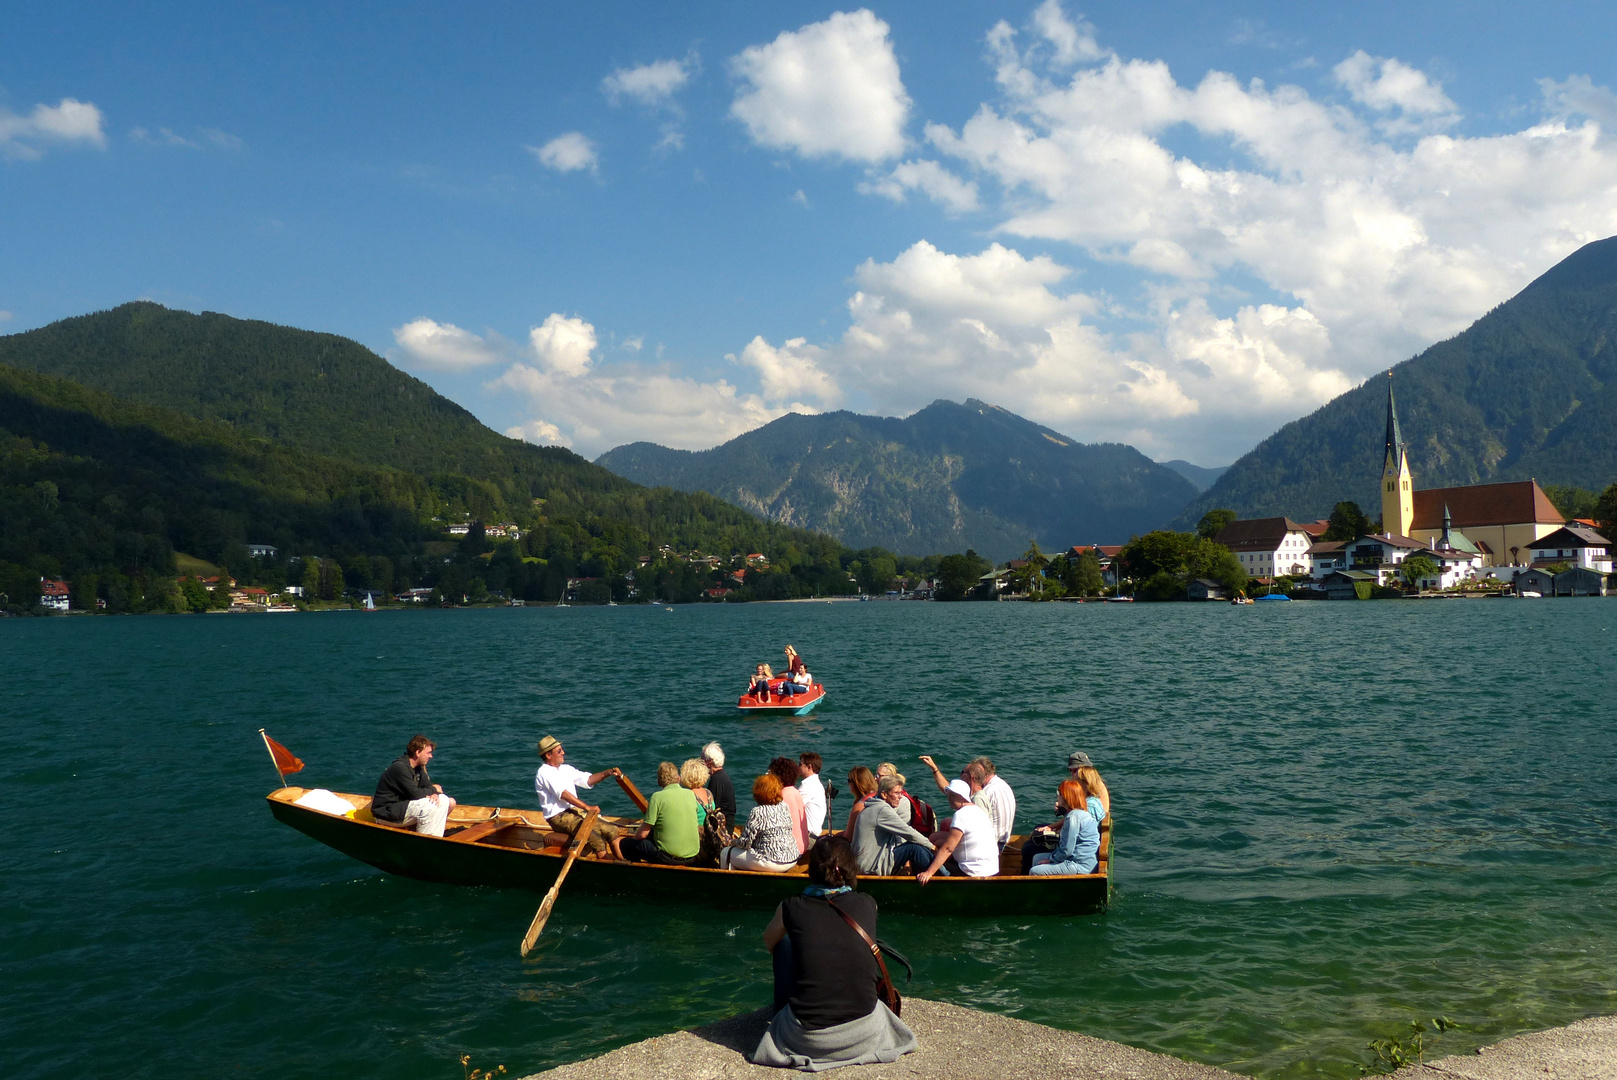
left=1175, top=236, right=1617, bottom=526
left=596, top=400, right=1198, bottom=561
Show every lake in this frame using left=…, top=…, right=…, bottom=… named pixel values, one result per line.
left=4, top=598, right=1615, bottom=1080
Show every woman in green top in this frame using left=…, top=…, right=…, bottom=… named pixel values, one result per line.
left=613, top=762, right=703, bottom=865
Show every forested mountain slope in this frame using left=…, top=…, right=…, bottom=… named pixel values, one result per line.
left=0, top=305, right=861, bottom=608
left=0, top=301, right=641, bottom=505
left=597, top=399, right=1197, bottom=560
left=1176, top=236, right=1617, bottom=525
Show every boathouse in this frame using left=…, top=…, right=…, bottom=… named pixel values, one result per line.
left=1514, top=567, right=1554, bottom=595
left=1552, top=566, right=1610, bottom=596
left=1323, top=570, right=1376, bottom=600
left=1187, top=578, right=1232, bottom=601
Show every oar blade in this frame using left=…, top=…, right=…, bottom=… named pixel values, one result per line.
left=520, top=889, right=560, bottom=956
left=518, top=807, right=599, bottom=958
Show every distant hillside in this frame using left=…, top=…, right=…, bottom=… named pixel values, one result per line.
left=0, top=303, right=869, bottom=609
left=597, top=400, right=1198, bottom=560
left=0, top=359, right=437, bottom=583
left=1176, top=236, right=1617, bottom=526
left=1159, top=460, right=1228, bottom=492
left=0, top=301, right=609, bottom=490
left=0, top=302, right=844, bottom=551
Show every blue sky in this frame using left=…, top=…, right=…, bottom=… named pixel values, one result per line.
left=6, top=2, right=1617, bottom=465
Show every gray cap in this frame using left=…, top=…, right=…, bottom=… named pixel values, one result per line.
left=1067, top=751, right=1094, bottom=769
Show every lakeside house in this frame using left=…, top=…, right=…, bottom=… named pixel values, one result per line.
left=39, top=578, right=70, bottom=611
left=1526, top=525, right=1612, bottom=571
left=246, top=544, right=278, bottom=558
left=1212, top=517, right=1318, bottom=578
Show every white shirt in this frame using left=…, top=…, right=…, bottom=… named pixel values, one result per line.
left=800, top=773, right=826, bottom=836
left=534, top=763, right=593, bottom=818
left=982, top=775, right=1017, bottom=848
left=948, top=803, right=1000, bottom=877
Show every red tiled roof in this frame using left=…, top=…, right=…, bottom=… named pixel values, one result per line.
left=1067, top=545, right=1122, bottom=558
left=1299, top=520, right=1330, bottom=537
left=1411, top=481, right=1563, bottom=530
left=41, top=579, right=70, bottom=596
left=1212, top=517, right=1309, bottom=551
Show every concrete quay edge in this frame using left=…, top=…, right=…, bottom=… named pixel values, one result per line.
left=518, top=1002, right=1617, bottom=1080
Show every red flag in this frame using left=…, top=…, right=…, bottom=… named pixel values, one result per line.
left=264, top=734, right=305, bottom=775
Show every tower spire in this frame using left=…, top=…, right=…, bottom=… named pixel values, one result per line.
left=1384, top=371, right=1404, bottom=465
left=1380, top=371, right=1414, bottom=538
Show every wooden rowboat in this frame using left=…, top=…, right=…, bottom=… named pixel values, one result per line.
left=266, top=787, right=1111, bottom=917
left=737, top=679, right=827, bottom=716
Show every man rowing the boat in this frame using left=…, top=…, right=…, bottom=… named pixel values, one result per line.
left=372, top=735, right=457, bottom=836
left=534, top=735, right=624, bottom=857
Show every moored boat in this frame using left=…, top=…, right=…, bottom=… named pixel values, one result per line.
left=738, top=678, right=827, bottom=716
left=266, top=786, right=1110, bottom=917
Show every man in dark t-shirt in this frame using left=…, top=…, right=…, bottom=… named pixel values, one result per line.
left=703, top=742, right=737, bottom=823
left=371, top=735, right=456, bottom=836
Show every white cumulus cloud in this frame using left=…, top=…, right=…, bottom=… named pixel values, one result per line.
left=730, top=9, right=911, bottom=163
left=393, top=319, right=505, bottom=370
left=529, top=313, right=598, bottom=377
left=530, top=132, right=598, bottom=174
left=603, top=58, right=694, bottom=106
left=859, top=159, right=980, bottom=213
left=913, top=14, right=1617, bottom=456
left=0, top=98, right=106, bottom=159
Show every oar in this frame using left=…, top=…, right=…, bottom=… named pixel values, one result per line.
left=615, top=771, right=649, bottom=814
left=520, top=807, right=598, bottom=957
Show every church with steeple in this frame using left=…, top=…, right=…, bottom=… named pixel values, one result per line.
left=1377, top=373, right=1565, bottom=567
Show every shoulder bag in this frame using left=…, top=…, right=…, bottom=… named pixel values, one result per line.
left=825, top=896, right=903, bottom=1017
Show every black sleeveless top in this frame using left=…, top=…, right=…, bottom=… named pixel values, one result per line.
left=780, top=892, right=881, bottom=1029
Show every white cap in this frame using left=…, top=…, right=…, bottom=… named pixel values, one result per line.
left=946, top=778, right=972, bottom=800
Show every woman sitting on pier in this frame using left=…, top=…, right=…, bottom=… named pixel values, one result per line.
left=720, top=774, right=800, bottom=873
left=752, top=836, right=916, bottom=1069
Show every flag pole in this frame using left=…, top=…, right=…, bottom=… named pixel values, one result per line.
left=259, top=728, right=287, bottom=788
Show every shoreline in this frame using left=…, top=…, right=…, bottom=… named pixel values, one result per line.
left=519, top=1001, right=1617, bottom=1080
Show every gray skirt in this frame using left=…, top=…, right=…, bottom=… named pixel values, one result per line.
left=749, top=1001, right=917, bottom=1072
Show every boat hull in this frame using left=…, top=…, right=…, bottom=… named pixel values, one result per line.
left=738, top=682, right=826, bottom=716
left=268, top=789, right=1109, bottom=917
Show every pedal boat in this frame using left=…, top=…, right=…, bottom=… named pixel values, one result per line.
left=266, top=787, right=1110, bottom=917
left=738, top=678, right=826, bottom=716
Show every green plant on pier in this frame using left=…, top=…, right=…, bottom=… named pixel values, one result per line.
left=1361, top=1016, right=1456, bottom=1075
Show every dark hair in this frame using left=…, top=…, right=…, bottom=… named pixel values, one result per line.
left=768, top=756, right=799, bottom=786
left=405, top=734, right=434, bottom=757
left=807, top=835, right=859, bottom=889
left=799, top=751, right=823, bottom=774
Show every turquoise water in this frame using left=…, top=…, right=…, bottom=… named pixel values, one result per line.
left=4, top=600, right=1616, bottom=1080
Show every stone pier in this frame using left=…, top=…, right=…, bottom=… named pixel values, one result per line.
left=520, top=1003, right=1617, bottom=1080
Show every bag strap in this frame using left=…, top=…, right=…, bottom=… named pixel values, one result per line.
left=825, top=896, right=899, bottom=1002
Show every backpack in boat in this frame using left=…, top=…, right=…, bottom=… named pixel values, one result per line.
left=903, top=792, right=936, bottom=836
left=699, top=807, right=731, bottom=867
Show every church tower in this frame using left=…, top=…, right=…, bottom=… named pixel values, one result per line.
left=1381, top=373, right=1414, bottom=537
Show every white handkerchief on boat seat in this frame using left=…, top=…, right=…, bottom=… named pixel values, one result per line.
left=293, top=788, right=358, bottom=817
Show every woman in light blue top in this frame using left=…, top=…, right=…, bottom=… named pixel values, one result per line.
left=1029, top=779, right=1100, bottom=875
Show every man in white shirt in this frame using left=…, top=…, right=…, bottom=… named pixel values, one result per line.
left=916, top=779, right=1000, bottom=883
left=534, top=734, right=623, bottom=856
left=972, top=756, right=1017, bottom=850
left=797, top=752, right=826, bottom=836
